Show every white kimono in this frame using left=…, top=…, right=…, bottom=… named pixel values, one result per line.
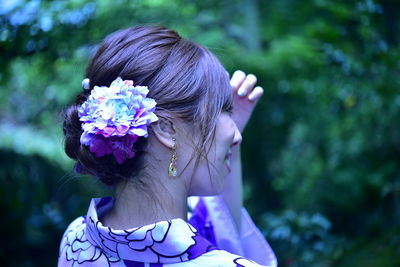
left=58, top=196, right=277, bottom=266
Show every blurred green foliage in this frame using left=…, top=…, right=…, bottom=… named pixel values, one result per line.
left=1, top=0, right=399, bottom=266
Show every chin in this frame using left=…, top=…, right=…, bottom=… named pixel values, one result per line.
left=188, top=169, right=227, bottom=196
left=188, top=191, right=219, bottom=197
left=188, top=187, right=222, bottom=197
left=188, top=181, right=226, bottom=197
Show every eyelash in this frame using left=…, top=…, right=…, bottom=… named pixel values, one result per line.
left=224, top=105, right=233, bottom=115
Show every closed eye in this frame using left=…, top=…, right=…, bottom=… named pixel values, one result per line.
left=223, top=105, right=233, bottom=115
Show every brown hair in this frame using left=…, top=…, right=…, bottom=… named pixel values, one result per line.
left=63, top=25, right=232, bottom=186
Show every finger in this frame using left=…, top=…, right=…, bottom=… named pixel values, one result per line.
left=248, top=86, right=264, bottom=102
left=237, top=74, right=257, bottom=97
left=230, top=70, right=246, bottom=91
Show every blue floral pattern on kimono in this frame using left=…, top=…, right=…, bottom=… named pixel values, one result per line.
left=58, top=197, right=277, bottom=266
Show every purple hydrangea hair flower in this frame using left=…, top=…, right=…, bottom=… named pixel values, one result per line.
left=78, top=77, right=158, bottom=164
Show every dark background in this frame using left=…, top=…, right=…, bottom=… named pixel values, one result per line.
left=0, top=0, right=399, bottom=266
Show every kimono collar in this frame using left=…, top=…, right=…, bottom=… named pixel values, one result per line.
left=85, top=197, right=217, bottom=264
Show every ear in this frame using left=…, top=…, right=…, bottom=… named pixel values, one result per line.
left=152, top=117, right=177, bottom=149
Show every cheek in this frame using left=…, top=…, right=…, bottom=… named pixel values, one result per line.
left=215, top=129, right=235, bottom=156
left=217, top=117, right=236, bottom=140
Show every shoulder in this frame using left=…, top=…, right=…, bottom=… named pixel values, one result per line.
left=59, top=216, right=86, bottom=254
left=64, top=216, right=86, bottom=235
left=176, top=249, right=268, bottom=267
left=58, top=216, right=120, bottom=266
left=59, top=216, right=87, bottom=251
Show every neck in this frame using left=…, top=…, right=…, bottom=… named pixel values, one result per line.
left=101, top=176, right=188, bottom=230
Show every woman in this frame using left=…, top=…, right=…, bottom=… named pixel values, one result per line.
left=59, top=25, right=277, bottom=266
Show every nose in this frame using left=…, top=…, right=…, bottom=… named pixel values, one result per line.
left=232, top=123, right=242, bottom=146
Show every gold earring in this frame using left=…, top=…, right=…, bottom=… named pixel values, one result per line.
left=168, top=138, right=178, bottom=177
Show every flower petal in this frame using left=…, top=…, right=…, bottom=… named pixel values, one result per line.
left=78, top=77, right=158, bottom=164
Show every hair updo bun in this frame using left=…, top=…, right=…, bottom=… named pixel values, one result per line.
left=63, top=103, right=147, bottom=186
left=62, top=25, right=233, bottom=186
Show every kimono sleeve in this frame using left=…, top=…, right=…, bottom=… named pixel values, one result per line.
left=188, top=196, right=277, bottom=267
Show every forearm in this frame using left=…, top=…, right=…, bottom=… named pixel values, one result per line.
left=221, top=145, right=243, bottom=232
left=220, top=70, right=263, bottom=234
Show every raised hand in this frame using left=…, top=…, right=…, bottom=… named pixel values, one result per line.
left=229, top=70, right=264, bottom=133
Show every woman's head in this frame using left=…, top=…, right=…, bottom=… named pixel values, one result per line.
left=63, top=25, right=234, bottom=188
